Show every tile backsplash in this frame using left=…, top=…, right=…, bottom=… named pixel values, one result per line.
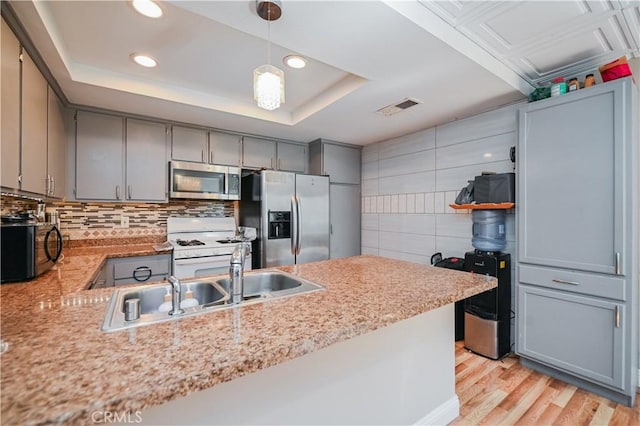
left=1, top=194, right=234, bottom=240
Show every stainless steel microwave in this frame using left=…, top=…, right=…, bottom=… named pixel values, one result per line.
left=169, top=161, right=240, bottom=200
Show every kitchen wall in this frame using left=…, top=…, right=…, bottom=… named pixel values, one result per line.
left=1, top=195, right=234, bottom=242
left=360, top=101, right=524, bottom=337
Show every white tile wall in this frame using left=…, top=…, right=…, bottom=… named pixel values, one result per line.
left=435, top=160, right=513, bottom=192
left=378, top=128, right=435, bottom=159
left=379, top=150, right=436, bottom=177
left=378, top=171, right=436, bottom=194
left=361, top=102, right=523, bottom=331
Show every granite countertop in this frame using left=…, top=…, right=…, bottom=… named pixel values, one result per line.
left=0, top=246, right=496, bottom=425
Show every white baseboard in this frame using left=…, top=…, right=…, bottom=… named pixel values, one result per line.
left=414, top=395, right=460, bottom=426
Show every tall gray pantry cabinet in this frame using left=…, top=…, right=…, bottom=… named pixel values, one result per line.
left=309, top=139, right=362, bottom=259
left=516, top=77, right=638, bottom=406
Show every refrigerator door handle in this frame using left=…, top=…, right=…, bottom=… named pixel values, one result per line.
left=295, top=195, right=302, bottom=255
left=291, top=196, right=297, bottom=255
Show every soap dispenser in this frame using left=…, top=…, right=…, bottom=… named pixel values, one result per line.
left=180, top=285, right=199, bottom=309
left=158, top=289, right=173, bottom=313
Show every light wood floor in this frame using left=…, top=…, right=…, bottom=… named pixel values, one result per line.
left=451, top=341, right=640, bottom=425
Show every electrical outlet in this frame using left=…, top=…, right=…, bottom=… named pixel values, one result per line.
left=120, top=215, right=129, bottom=228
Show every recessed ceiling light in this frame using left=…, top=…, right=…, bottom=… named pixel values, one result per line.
left=283, top=55, right=307, bottom=69
left=130, top=53, right=157, bottom=68
left=132, top=0, right=163, bottom=18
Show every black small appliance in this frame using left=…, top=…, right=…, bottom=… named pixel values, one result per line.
left=1, top=220, right=63, bottom=283
left=463, top=250, right=511, bottom=359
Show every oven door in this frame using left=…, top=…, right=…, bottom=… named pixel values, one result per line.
left=173, top=254, right=251, bottom=279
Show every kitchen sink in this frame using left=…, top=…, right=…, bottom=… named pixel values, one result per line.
left=215, top=270, right=323, bottom=301
left=101, top=271, right=324, bottom=332
left=102, top=280, right=229, bottom=332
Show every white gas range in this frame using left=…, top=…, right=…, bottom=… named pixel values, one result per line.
left=167, top=217, right=252, bottom=279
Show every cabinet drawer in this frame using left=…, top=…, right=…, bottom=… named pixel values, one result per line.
left=519, top=264, right=625, bottom=301
left=112, top=255, right=170, bottom=281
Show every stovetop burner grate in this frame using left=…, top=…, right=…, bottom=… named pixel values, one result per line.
left=175, top=239, right=206, bottom=247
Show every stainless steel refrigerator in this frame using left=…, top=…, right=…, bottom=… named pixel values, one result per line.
left=239, top=170, right=329, bottom=268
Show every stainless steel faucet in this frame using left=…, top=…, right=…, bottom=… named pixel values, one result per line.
left=167, top=276, right=184, bottom=316
left=229, top=242, right=250, bottom=304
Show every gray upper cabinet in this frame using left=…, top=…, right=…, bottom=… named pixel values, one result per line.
left=323, top=143, right=361, bottom=184
left=276, top=142, right=306, bottom=173
left=171, top=126, right=207, bottom=163
left=209, top=131, right=241, bottom=166
left=75, top=111, right=124, bottom=200
left=77, top=114, right=168, bottom=202
left=20, top=50, right=48, bottom=195
left=516, top=77, right=637, bottom=406
left=1, top=18, right=67, bottom=197
left=47, top=87, right=66, bottom=198
left=171, top=127, right=241, bottom=167
left=1, top=18, right=20, bottom=190
left=518, top=83, right=625, bottom=275
left=243, top=136, right=276, bottom=169
left=126, top=119, right=167, bottom=202
left=309, top=139, right=361, bottom=184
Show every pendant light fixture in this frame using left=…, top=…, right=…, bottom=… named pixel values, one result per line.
left=253, top=0, right=285, bottom=111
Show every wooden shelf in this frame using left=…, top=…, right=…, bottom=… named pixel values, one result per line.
left=449, top=202, right=514, bottom=210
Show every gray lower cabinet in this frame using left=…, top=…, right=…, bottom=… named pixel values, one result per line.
left=1, top=17, right=20, bottom=190
left=75, top=111, right=124, bottom=200
left=329, top=184, right=361, bottom=259
left=518, top=283, right=625, bottom=391
left=105, top=254, right=171, bottom=287
left=125, top=119, right=167, bottom=202
left=516, top=77, right=637, bottom=406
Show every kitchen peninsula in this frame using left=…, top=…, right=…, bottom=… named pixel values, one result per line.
left=0, top=251, right=496, bottom=425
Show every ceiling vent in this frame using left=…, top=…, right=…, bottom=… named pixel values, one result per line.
left=376, top=98, right=422, bottom=116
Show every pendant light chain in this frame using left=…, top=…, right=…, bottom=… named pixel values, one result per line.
left=267, top=6, right=271, bottom=66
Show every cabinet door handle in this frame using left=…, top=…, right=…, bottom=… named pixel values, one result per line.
left=210, top=151, right=214, bottom=164
left=552, top=278, right=579, bottom=286
left=278, top=158, right=282, bottom=170
left=46, top=175, right=51, bottom=195
left=615, top=252, right=621, bottom=275
left=270, top=158, right=274, bottom=169
left=133, top=266, right=152, bottom=282
left=51, top=177, right=55, bottom=196
left=116, top=186, right=121, bottom=200
left=615, top=306, right=620, bottom=328
left=202, top=149, right=205, bottom=163
left=127, top=185, right=132, bottom=199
